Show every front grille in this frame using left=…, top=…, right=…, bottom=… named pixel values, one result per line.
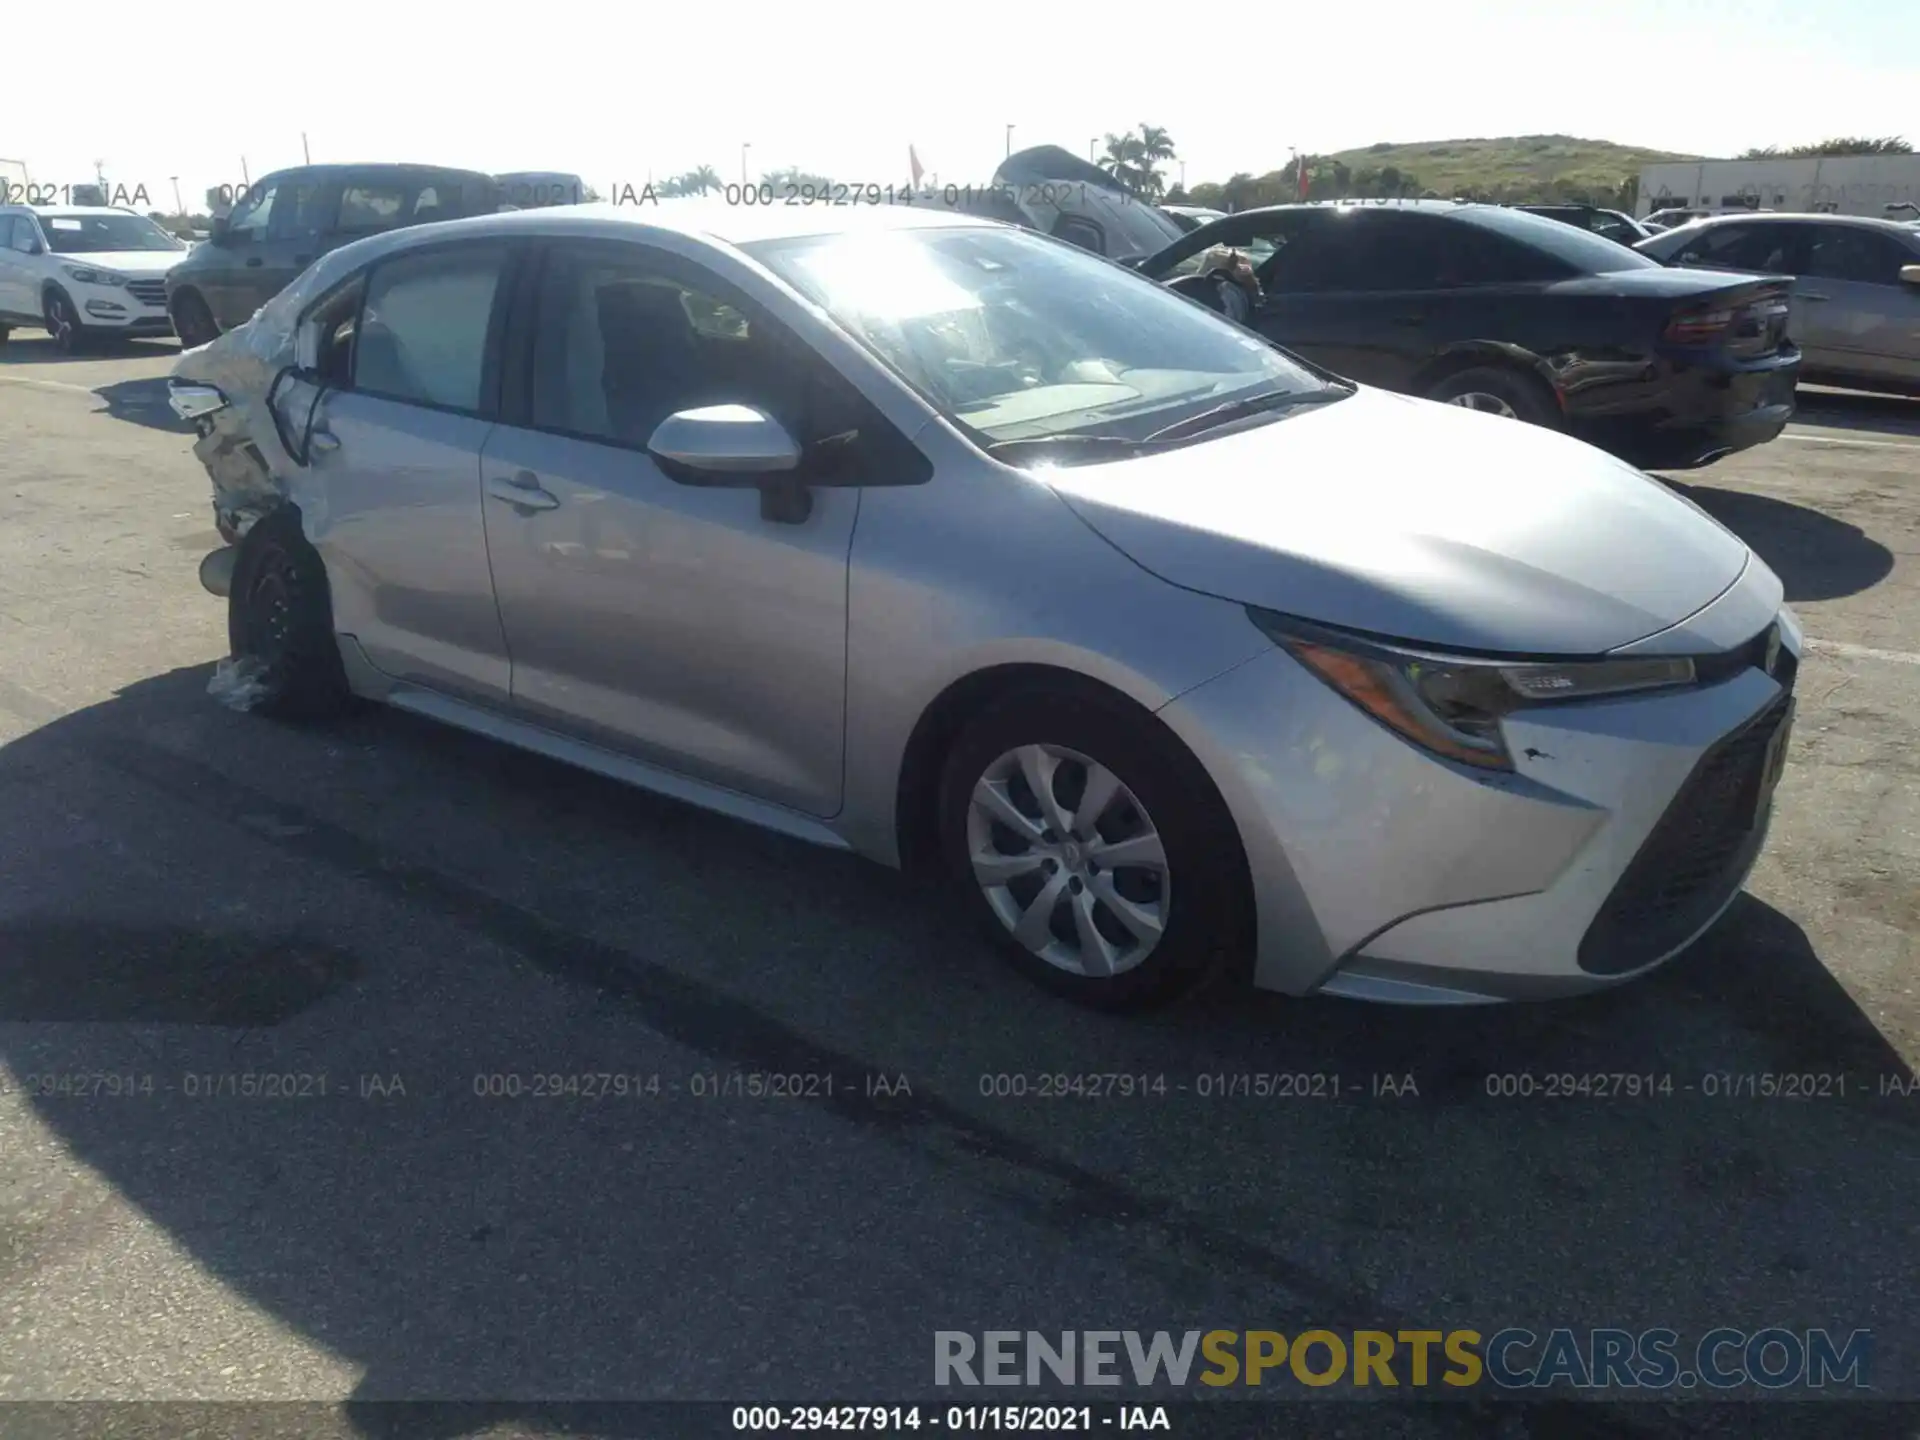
left=126, top=279, right=168, bottom=308
left=1578, top=691, right=1792, bottom=975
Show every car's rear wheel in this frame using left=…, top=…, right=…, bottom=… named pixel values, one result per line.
left=1425, top=365, right=1558, bottom=426
left=171, top=289, right=219, bottom=349
left=43, top=288, right=86, bottom=354
left=937, top=684, right=1250, bottom=1010
left=226, top=507, right=351, bottom=721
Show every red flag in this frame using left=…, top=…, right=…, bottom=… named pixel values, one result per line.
left=910, top=146, right=925, bottom=187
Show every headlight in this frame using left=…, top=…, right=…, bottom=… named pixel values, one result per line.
left=61, top=264, right=129, bottom=287
left=1249, top=608, right=1697, bottom=772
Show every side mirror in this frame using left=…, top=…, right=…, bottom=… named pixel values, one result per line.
left=647, top=405, right=812, bottom=523
left=1901, top=264, right=1920, bottom=287
left=24, top=238, right=44, bottom=256
left=209, top=215, right=232, bottom=244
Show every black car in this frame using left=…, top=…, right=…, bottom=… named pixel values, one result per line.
left=165, top=163, right=500, bottom=346
left=1135, top=200, right=1801, bottom=470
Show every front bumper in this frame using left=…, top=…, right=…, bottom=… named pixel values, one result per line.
left=74, top=280, right=174, bottom=334
left=1158, top=606, right=1800, bottom=1003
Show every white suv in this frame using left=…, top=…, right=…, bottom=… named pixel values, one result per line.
left=0, top=205, right=190, bottom=351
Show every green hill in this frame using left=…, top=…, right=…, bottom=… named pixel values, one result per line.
left=1324, top=134, right=1707, bottom=198
left=1183, top=134, right=1712, bottom=210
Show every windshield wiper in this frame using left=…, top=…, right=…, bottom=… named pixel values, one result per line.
left=1145, top=383, right=1353, bottom=443
left=983, top=433, right=1173, bottom=464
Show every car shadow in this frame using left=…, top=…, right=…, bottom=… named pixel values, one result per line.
left=2, top=666, right=1914, bottom=1426
left=1793, top=387, right=1920, bottom=440
left=92, top=376, right=194, bottom=433
left=1664, top=480, right=1894, bottom=602
left=0, top=334, right=181, bottom=365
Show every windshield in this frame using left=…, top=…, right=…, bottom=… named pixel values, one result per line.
left=746, top=226, right=1326, bottom=448
left=41, top=212, right=185, bottom=253
left=1455, top=205, right=1659, bottom=274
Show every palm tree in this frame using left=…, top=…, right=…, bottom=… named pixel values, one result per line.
left=1097, top=131, right=1144, bottom=190
left=686, top=164, right=720, bottom=195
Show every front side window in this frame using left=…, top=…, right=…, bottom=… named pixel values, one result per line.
left=39, top=212, right=185, bottom=254
left=5, top=217, right=37, bottom=253
left=269, top=180, right=330, bottom=240
left=227, top=183, right=278, bottom=241
left=747, top=225, right=1323, bottom=447
left=530, top=245, right=804, bottom=446
left=353, top=244, right=507, bottom=412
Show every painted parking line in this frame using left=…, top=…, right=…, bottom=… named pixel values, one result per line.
left=0, top=374, right=99, bottom=395
left=1780, top=431, right=1920, bottom=451
left=1805, top=638, right=1920, bottom=667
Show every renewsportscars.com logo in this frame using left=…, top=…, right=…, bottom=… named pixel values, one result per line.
left=934, top=1329, right=1872, bottom=1391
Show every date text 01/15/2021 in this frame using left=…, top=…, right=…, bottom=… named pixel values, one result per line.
left=601, top=181, right=1126, bottom=209
left=731, top=1406, right=1167, bottom=1432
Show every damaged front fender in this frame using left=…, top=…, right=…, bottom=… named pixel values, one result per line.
left=169, top=240, right=370, bottom=542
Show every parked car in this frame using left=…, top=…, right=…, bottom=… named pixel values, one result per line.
left=0, top=204, right=189, bottom=351
left=906, top=145, right=1190, bottom=262
left=1164, top=204, right=1228, bottom=233
left=165, top=163, right=502, bottom=348
left=1636, top=213, right=1920, bottom=397
left=1134, top=200, right=1800, bottom=470
left=170, top=201, right=1802, bottom=1010
left=1515, top=203, right=1651, bottom=246
left=495, top=172, right=592, bottom=208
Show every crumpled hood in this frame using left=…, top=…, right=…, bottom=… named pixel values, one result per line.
left=1045, top=386, right=1752, bottom=655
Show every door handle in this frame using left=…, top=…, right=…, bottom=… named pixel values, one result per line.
left=308, top=429, right=340, bottom=454
left=487, top=471, right=560, bottom=512
left=245, top=256, right=263, bottom=267
left=1799, top=291, right=1831, bottom=302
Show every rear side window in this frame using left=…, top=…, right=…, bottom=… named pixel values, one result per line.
left=353, top=244, right=508, bottom=413
left=337, top=183, right=409, bottom=235
left=1667, top=223, right=1801, bottom=273
left=1453, top=206, right=1656, bottom=274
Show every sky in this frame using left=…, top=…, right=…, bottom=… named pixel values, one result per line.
left=5, top=0, right=1917, bottom=211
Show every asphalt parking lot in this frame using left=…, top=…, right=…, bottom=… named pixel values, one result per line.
left=0, top=334, right=1916, bottom=1436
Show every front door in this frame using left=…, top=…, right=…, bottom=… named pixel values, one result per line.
left=479, top=240, right=859, bottom=817
left=289, top=240, right=516, bottom=703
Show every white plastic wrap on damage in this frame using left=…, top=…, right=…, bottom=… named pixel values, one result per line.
left=170, top=239, right=376, bottom=540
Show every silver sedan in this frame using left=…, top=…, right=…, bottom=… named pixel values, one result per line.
left=172, top=200, right=1801, bottom=1009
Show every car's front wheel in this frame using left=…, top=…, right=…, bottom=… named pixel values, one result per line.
left=937, top=684, right=1251, bottom=1010
left=226, top=507, right=351, bottom=721
left=43, top=288, right=85, bottom=354
left=171, top=289, right=219, bottom=349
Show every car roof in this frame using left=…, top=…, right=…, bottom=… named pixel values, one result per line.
left=1662, top=211, right=1917, bottom=235
left=367, top=198, right=1005, bottom=252
left=263, top=162, right=496, bottom=182
left=1, top=204, right=143, bottom=216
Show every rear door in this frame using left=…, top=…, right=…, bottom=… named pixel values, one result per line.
left=1797, top=225, right=1920, bottom=385
left=294, top=238, right=517, bottom=703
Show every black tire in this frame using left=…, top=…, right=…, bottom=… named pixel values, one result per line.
left=936, top=683, right=1252, bottom=1011
left=226, top=507, right=351, bottom=721
left=43, top=287, right=86, bottom=354
left=171, top=289, right=219, bottom=349
left=1424, top=364, right=1559, bottom=427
